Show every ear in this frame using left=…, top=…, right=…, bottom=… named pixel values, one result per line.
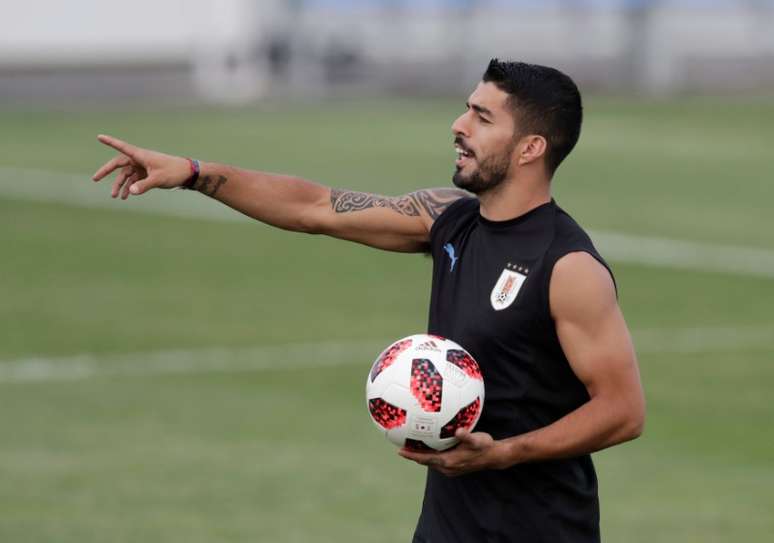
left=517, top=135, right=547, bottom=167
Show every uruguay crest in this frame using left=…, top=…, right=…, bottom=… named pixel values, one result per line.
left=490, top=263, right=528, bottom=311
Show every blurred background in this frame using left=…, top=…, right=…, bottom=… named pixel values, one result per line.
left=3, top=0, right=774, bottom=103
left=1, top=1, right=773, bottom=542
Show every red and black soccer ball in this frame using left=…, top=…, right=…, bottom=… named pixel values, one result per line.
left=366, top=334, right=484, bottom=451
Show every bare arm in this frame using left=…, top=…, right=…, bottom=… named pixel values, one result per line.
left=493, top=252, right=645, bottom=464
left=91, top=135, right=468, bottom=252
left=399, top=252, right=645, bottom=475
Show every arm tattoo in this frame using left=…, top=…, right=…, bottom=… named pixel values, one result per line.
left=330, top=188, right=467, bottom=219
left=330, top=189, right=420, bottom=216
left=412, top=188, right=468, bottom=220
left=193, top=174, right=228, bottom=197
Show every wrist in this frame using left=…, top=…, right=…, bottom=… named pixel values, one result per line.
left=182, top=161, right=229, bottom=198
left=181, top=158, right=200, bottom=189
left=490, top=438, right=520, bottom=470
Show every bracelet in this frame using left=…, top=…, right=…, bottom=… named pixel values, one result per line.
left=181, top=158, right=200, bottom=190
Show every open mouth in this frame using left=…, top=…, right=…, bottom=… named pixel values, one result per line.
left=454, top=144, right=475, bottom=167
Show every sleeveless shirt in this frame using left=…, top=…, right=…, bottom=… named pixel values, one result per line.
left=413, top=197, right=613, bottom=543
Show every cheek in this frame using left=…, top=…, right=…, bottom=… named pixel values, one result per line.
left=482, top=127, right=512, bottom=150
left=497, top=133, right=519, bottom=158
left=480, top=134, right=513, bottom=162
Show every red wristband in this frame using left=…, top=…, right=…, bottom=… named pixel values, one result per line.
left=182, top=158, right=200, bottom=189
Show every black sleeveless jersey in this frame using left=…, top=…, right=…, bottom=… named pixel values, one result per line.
left=413, top=198, right=613, bottom=543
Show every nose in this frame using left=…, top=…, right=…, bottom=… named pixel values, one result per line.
left=451, top=111, right=469, bottom=138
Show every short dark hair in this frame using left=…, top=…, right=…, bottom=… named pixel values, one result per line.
left=482, top=59, right=582, bottom=175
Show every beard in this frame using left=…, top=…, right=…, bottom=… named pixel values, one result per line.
left=452, top=141, right=515, bottom=195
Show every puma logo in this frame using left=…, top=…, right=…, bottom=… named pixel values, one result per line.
left=443, top=243, right=458, bottom=272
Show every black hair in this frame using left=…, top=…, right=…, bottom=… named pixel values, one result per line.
left=482, top=59, right=582, bottom=175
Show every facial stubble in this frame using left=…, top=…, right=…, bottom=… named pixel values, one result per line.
left=452, top=139, right=516, bottom=195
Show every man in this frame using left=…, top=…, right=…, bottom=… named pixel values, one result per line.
left=92, top=59, right=645, bottom=542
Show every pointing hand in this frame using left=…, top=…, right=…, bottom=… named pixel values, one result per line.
left=92, top=135, right=192, bottom=199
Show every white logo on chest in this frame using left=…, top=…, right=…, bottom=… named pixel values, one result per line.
left=490, top=263, right=528, bottom=311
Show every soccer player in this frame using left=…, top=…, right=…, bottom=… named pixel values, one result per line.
left=92, top=59, right=645, bottom=542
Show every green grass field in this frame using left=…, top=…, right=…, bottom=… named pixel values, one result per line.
left=1, top=98, right=773, bottom=542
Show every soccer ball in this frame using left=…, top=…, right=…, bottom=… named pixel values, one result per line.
left=366, top=334, right=485, bottom=451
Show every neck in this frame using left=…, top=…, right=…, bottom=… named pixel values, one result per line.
left=477, top=174, right=552, bottom=221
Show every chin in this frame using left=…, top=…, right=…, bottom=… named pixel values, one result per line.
left=453, top=169, right=485, bottom=195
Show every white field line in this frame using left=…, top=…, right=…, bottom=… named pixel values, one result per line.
left=589, top=231, right=774, bottom=279
left=3, top=167, right=774, bottom=278
left=0, top=325, right=771, bottom=385
left=0, top=166, right=245, bottom=223
left=0, top=340, right=387, bottom=385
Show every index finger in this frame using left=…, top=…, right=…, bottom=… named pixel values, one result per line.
left=398, top=448, right=444, bottom=466
left=97, top=134, right=142, bottom=161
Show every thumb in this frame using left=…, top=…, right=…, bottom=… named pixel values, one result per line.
left=455, top=428, right=482, bottom=448
left=129, top=175, right=159, bottom=195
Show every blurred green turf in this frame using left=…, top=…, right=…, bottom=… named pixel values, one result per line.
left=1, top=98, right=773, bottom=542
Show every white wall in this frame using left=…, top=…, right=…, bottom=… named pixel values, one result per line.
left=0, top=0, right=281, bottom=65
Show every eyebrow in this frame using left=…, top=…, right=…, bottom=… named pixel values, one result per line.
left=466, top=101, right=494, bottom=118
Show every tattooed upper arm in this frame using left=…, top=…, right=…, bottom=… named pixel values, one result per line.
left=410, top=188, right=469, bottom=220
left=330, top=187, right=468, bottom=221
left=330, top=189, right=421, bottom=216
left=322, top=187, right=469, bottom=252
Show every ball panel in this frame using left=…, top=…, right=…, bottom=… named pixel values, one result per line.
left=369, top=338, right=413, bottom=382
left=439, top=397, right=482, bottom=438
left=446, top=349, right=483, bottom=380
left=410, top=358, right=443, bottom=413
left=368, top=398, right=407, bottom=430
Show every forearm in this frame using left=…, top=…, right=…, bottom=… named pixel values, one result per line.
left=495, top=395, right=643, bottom=468
left=191, top=161, right=330, bottom=233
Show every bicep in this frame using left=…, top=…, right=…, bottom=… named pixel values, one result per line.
left=314, top=187, right=468, bottom=252
left=550, top=253, right=642, bottom=402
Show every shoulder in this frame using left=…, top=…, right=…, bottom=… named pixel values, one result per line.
left=427, top=191, right=477, bottom=233
left=411, top=188, right=473, bottom=223
left=550, top=252, right=618, bottom=322
left=423, top=192, right=477, bottom=255
left=544, top=202, right=615, bottom=287
left=551, top=204, right=595, bottom=248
